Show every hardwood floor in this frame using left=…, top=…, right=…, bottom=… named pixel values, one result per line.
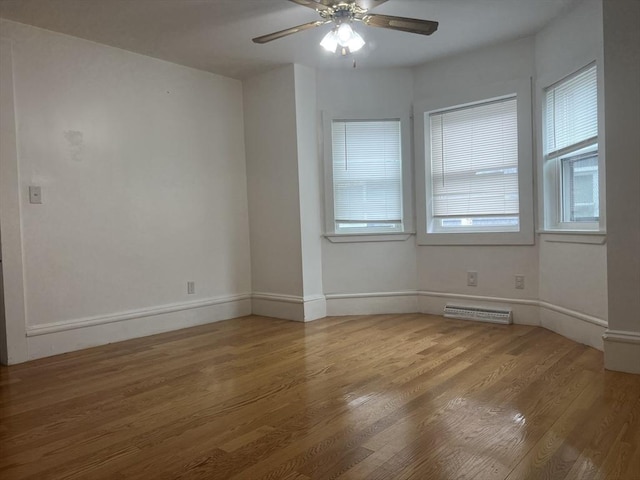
left=1, top=314, right=639, bottom=480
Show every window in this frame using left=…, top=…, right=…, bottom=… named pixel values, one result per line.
left=328, top=119, right=404, bottom=234
left=427, top=96, right=519, bottom=233
left=414, top=79, right=533, bottom=246
left=543, top=64, right=600, bottom=230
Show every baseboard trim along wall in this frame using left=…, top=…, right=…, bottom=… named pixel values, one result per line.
left=325, top=290, right=607, bottom=351
left=325, top=291, right=419, bottom=316
left=25, top=294, right=252, bottom=361
left=417, top=291, right=540, bottom=327
left=16, top=290, right=610, bottom=363
left=603, top=330, right=640, bottom=374
left=26, top=294, right=253, bottom=336
left=251, top=292, right=326, bottom=322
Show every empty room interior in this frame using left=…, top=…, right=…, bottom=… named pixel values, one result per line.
left=0, top=0, right=639, bottom=479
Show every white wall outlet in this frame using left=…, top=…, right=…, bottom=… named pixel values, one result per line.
left=29, top=185, right=42, bottom=204
left=187, top=281, right=195, bottom=295
left=515, top=275, right=525, bottom=290
left=467, top=271, right=478, bottom=287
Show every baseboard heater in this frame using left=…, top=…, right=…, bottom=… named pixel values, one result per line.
left=444, top=304, right=513, bottom=325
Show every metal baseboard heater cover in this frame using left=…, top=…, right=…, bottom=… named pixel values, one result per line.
left=444, top=304, right=513, bottom=324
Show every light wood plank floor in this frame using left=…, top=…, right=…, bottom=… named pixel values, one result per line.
left=1, top=314, right=639, bottom=480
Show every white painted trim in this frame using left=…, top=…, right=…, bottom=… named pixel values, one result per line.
left=539, top=301, right=607, bottom=328
left=538, top=232, right=607, bottom=244
left=603, top=330, right=640, bottom=345
left=324, top=233, right=413, bottom=243
left=326, top=290, right=607, bottom=349
left=303, top=296, right=327, bottom=322
left=417, top=291, right=540, bottom=327
left=26, top=294, right=252, bottom=336
left=322, top=109, right=415, bottom=237
left=303, top=294, right=327, bottom=303
left=251, top=293, right=326, bottom=304
left=325, top=290, right=418, bottom=300
left=326, top=292, right=418, bottom=316
left=250, top=292, right=327, bottom=322
left=25, top=298, right=252, bottom=362
left=251, top=292, right=304, bottom=304
left=417, top=290, right=539, bottom=307
left=604, top=331, right=640, bottom=374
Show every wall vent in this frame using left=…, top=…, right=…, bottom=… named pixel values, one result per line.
left=444, top=304, right=513, bottom=325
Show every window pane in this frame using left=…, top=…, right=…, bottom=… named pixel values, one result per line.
left=562, top=151, right=599, bottom=222
left=332, top=120, right=402, bottom=230
left=544, top=64, right=599, bottom=230
left=545, top=65, right=598, bottom=156
left=429, top=97, right=519, bottom=220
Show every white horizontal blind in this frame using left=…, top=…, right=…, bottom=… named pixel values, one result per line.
left=545, top=64, right=597, bottom=157
left=332, top=119, right=402, bottom=224
left=429, top=97, right=519, bottom=217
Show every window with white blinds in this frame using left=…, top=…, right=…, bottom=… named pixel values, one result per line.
left=543, top=63, right=600, bottom=229
left=331, top=119, right=403, bottom=232
left=428, top=96, right=519, bottom=231
left=544, top=64, right=598, bottom=158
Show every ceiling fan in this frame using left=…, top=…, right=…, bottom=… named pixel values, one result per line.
left=252, top=0, right=439, bottom=56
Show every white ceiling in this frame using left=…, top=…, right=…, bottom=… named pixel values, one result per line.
left=0, top=0, right=580, bottom=79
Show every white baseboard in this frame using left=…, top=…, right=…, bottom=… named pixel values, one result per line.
left=539, top=304, right=606, bottom=351
left=15, top=289, right=614, bottom=367
left=325, top=291, right=418, bottom=316
left=326, top=290, right=608, bottom=352
left=251, top=292, right=326, bottom=322
left=417, top=291, right=540, bottom=326
left=603, top=330, right=640, bottom=374
left=25, top=295, right=252, bottom=361
left=303, top=295, right=327, bottom=321
left=251, top=292, right=305, bottom=321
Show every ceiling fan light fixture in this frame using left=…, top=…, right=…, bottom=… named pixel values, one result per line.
left=320, top=23, right=365, bottom=54
left=337, top=23, right=355, bottom=44
left=346, top=30, right=365, bottom=52
left=320, top=29, right=339, bottom=52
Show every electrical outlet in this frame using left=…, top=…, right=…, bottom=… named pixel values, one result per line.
left=467, top=271, right=478, bottom=287
left=187, top=281, right=195, bottom=295
left=515, top=275, right=525, bottom=290
left=29, top=186, right=42, bottom=204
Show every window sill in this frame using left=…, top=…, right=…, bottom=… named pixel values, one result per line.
left=537, top=230, right=607, bottom=245
left=417, top=230, right=534, bottom=246
left=324, top=232, right=414, bottom=243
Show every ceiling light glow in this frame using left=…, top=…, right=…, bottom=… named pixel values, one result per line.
left=320, top=23, right=365, bottom=55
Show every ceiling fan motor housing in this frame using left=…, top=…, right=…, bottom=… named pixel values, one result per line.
left=319, top=2, right=366, bottom=24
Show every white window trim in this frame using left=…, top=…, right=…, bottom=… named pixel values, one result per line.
left=322, top=110, right=413, bottom=240
left=414, top=78, right=535, bottom=246
left=538, top=62, right=606, bottom=234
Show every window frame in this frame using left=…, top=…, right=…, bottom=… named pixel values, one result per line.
left=414, top=78, right=534, bottom=246
left=322, top=110, right=413, bottom=241
left=540, top=62, right=605, bottom=233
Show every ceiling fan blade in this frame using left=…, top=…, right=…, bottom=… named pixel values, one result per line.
left=287, top=0, right=333, bottom=12
left=354, top=0, right=389, bottom=10
left=252, top=20, right=328, bottom=44
left=362, top=13, right=439, bottom=36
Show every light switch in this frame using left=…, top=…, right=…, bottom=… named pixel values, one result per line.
left=29, top=186, right=42, bottom=204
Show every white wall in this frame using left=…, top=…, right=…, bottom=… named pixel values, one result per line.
left=294, top=65, right=326, bottom=320
left=243, top=64, right=327, bottom=321
left=243, top=65, right=303, bottom=300
left=0, top=20, right=252, bottom=362
left=534, top=0, right=608, bottom=348
left=0, top=35, right=28, bottom=364
left=602, top=0, right=640, bottom=373
left=413, top=38, right=540, bottom=325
